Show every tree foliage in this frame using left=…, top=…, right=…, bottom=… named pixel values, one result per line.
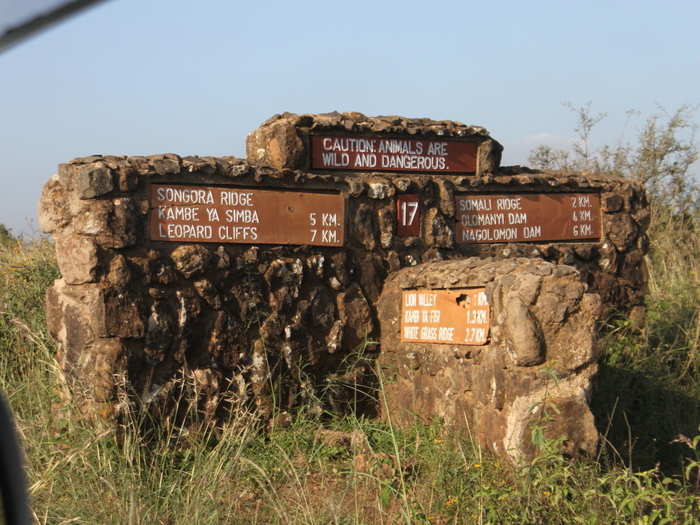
left=529, top=103, right=699, bottom=214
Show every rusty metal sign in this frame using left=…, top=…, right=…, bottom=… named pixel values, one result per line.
left=400, top=288, right=490, bottom=346
left=455, top=193, right=601, bottom=244
left=149, top=184, right=345, bottom=246
left=396, top=194, right=421, bottom=236
left=310, top=135, right=477, bottom=173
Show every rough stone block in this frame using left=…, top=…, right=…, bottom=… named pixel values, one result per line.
left=377, top=257, right=601, bottom=463
left=246, top=112, right=502, bottom=175
left=38, top=175, right=70, bottom=233
left=246, top=118, right=305, bottom=170
left=76, top=164, right=114, bottom=199
left=54, top=234, right=99, bottom=284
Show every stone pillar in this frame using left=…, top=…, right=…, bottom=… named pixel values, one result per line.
left=377, top=257, right=601, bottom=463
left=246, top=112, right=503, bottom=176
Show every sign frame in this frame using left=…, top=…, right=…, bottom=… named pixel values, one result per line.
left=309, top=134, right=478, bottom=174
left=396, top=194, right=421, bottom=237
left=455, top=192, right=603, bottom=245
left=400, top=288, right=490, bottom=346
left=148, top=183, right=346, bottom=247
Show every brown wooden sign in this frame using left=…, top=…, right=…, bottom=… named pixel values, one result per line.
left=401, top=288, right=490, bottom=346
left=396, top=194, right=421, bottom=236
left=455, top=193, right=601, bottom=244
left=310, top=135, right=477, bottom=173
left=149, top=184, right=345, bottom=246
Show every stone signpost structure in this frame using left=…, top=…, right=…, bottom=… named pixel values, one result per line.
left=40, top=111, right=649, bottom=461
left=378, top=258, right=601, bottom=462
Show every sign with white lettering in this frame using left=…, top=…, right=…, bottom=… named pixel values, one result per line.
left=310, top=135, right=477, bottom=173
left=396, top=194, right=421, bottom=236
left=455, top=193, right=601, bottom=244
left=400, top=288, right=490, bottom=346
left=149, top=184, right=345, bottom=246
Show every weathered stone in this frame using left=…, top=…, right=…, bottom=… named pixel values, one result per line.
left=393, top=178, right=412, bottom=192
left=38, top=175, right=70, bottom=233
left=117, top=165, right=139, bottom=192
left=56, top=162, right=77, bottom=187
left=574, top=244, right=595, bottom=261
left=326, top=320, right=343, bottom=353
left=606, top=214, right=638, bottom=251
left=190, top=367, right=223, bottom=419
left=603, top=193, right=623, bottom=213
left=46, top=279, right=107, bottom=341
left=175, top=288, right=202, bottom=328
left=337, top=284, right=374, bottom=351
left=193, top=279, right=222, bottom=310
left=503, top=296, right=544, bottom=366
left=435, top=178, right=455, bottom=217
left=386, top=251, right=401, bottom=273
left=182, top=156, right=217, bottom=176
left=310, top=287, right=336, bottom=332
left=246, top=118, right=305, bottom=169
left=378, top=257, right=601, bottom=463
left=514, top=273, right=542, bottom=305
left=367, top=179, right=394, bottom=200
left=150, top=154, right=181, bottom=176
left=207, top=310, right=241, bottom=362
left=242, top=246, right=259, bottom=265
left=76, top=164, right=113, bottom=199
left=170, top=245, right=212, bottom=278
left=146, top=301, right=174, bottom=352
left=46, top=280, right=97, bottom=353
left=499, top=366, right=598, bottom=462
left=598, top=241, right=620, bottom=274
left=74, top=200, right=112, bottom=236
left=423, top=208, right=454, bottom=248
left=305, top=254, right=325, bottom=278
left=55, top=234, right=99, bottom=284
left=633, top=206, right=651, bottom=230
left=264, top=258, right=304, bottom=312
left=352, top=203, right=377, bottom=250
left=356, top=253, right=385, bottom=304
left=107, top=255, right=131, bottom=288
left=476, top=138, right=503, bottom=175
left=106, top=198, right=138, bottom=248
left=104, top=291, right=145, bottom=339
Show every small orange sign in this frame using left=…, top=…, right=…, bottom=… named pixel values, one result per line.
left=400, top=288, right=490, bottom=346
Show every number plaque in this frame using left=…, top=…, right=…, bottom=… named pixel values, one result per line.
left=396, top=195, right=421, bottom=236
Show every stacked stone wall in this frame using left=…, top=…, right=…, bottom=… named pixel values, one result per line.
left=39, top=113, right=649, bottom=458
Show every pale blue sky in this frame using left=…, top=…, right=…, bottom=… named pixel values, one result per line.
left=1, top=0, right=698, bottom=235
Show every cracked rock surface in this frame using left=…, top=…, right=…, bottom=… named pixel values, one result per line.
left=378, top=257, right=601, bottom=463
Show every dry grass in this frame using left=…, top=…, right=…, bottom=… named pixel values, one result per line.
left=0, top=231, right=698, bottom=523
